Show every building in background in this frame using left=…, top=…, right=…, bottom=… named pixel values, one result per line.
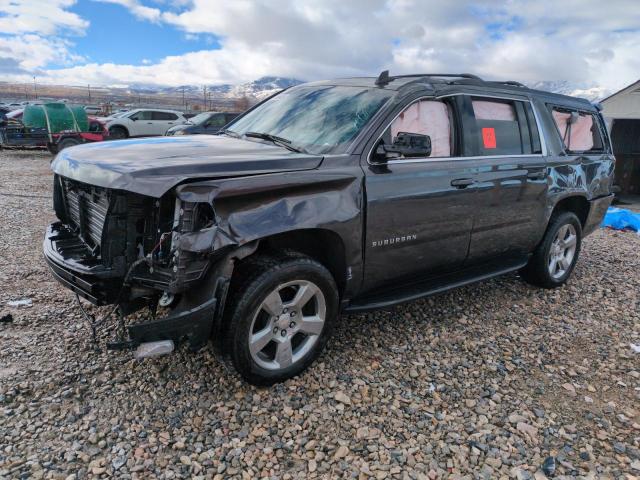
left=601, top=80, right=640, bottom=197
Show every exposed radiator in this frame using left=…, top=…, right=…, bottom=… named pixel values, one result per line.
left=61, top=177, right=110, bottom=250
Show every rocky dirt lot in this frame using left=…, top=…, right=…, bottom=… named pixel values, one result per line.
left=0, top=149, right=639, bottom=480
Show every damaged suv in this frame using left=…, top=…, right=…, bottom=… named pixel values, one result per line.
left=44, top=72, right=614, bottom=385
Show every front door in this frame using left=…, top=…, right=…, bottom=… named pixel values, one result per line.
left=362, top=97, right=478, bottom=292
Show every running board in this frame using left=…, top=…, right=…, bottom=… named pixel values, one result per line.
left=344, top=257, right=528, bottom=313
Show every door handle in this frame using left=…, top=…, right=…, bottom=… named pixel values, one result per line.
left=527, top=171, right=547, bottom=180
left=451, top=178, right=475, bottom=188
left=147, top=122, right=153, bottom=124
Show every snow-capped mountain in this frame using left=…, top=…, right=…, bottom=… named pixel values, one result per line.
left=229, top=77, right=303, bottom=99
left=525, top=80, right=609, bottom=101
left=127, top=77, right=608, bottom=102
left=139, top=77, right=303, bottom=100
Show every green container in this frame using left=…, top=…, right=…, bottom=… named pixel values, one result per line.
left=23, top=103, right=89, bottom=133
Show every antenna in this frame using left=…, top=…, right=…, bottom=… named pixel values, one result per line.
left=375, top=70, right=391, bottom=87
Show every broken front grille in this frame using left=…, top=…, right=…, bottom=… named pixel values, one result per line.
left=60, top=177, right=110, bottom=252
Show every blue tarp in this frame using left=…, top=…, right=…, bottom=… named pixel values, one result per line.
left=601, top=207, right=640, bottom=233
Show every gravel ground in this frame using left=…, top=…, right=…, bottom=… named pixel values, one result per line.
left=0, top=149, right=639, bottom=480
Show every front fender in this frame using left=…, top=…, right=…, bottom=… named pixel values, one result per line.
left=174, top=169, right=363, bottom=281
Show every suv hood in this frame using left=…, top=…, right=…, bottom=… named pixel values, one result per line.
left=51, top=135, right=324, bottom=197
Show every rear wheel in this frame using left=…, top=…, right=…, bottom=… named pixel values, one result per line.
left=521, top=211, right=582, bottom=288
left=109, top=126, right=128, bottom=139
left=222, top=252, right=338, bottom=385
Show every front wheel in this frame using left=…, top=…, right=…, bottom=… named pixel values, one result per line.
left=109, top=126, right=128, bottom=139
left=521, top=211, right=582, bottom=288
left=223, top=253, right=339, bottom=385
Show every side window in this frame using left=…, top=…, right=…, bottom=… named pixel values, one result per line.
left=130, top=110, right=152, bottom=121
left=550, top=107, right=604, bottom=153
left=207, top=114, right=227, bottom=127
left=152, top=111, right=178, bottom=121
left=471, top=98, right=523, bottom=155
left=388, top=99, right=453, bottom=157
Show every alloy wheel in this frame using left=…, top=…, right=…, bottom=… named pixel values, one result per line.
left=547, top=223, right=577, bottom=280
left=248, top=280, right=326, bottom=370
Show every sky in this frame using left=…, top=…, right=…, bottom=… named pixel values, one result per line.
left=0, top=0, right=639, bottom=92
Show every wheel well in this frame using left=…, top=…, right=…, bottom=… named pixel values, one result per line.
left=109, top=124, right=128, bottom=135
left=552, top=196, right=590, bottom=226
left=255, top=229, right=348, bottom=295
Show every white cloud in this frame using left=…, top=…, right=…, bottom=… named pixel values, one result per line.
left=94, top=0, right=161, bottom=22
left=0, top=0, right=88, bottom=35
left=0, top=0, right=86, bottom=75
left=1, top=0, right=639, bottom=93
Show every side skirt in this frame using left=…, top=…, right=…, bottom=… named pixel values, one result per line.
left=344, top=256, right=529, bottom=313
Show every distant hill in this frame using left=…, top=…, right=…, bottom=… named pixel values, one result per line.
left=140, top=76, right=304, bottom=100
left=525, top=80, right=609, bottom=101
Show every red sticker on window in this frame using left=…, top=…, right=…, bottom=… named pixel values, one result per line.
left=482, top=127, right=496, bottom=149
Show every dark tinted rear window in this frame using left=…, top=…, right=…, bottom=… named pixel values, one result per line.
left=152, top=111, right=178, bottom=121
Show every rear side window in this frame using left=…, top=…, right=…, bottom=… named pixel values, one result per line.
left=550, top=107, right=604, bottom=153
left=472, top=99, right=522, bottom=155
left=390, top=100, right=452, bottom=157
left=153, top=111, right=178, bottom=121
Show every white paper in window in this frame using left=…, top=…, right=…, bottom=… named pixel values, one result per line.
left=552, top=110, right=594, bottom=151
left=391, top=101, right=451, bottom=157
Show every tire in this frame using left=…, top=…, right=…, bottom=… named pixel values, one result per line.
left=56, top=138, right=81, bottom=152
left=222, top=252, right=339, bottom=385
left=47, top=143, right=58, bottom=155
left=521, top=211, right=582, bottom=288
left=109, top=126, right=128, bottom=139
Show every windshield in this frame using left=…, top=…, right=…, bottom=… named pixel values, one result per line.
left=188, top=112, right=213, bottom=125
left=226, top=85, right=392, bottom=154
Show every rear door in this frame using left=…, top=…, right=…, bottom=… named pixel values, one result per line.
left=464, top=95, right=548, bottom=262
left=362, top=95, right=479, bottom=291
left=150, top=111, right=179, bottom=135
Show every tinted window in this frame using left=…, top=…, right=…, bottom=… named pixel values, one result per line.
left=206, top=114, right=227, bottom=127
left=129, top=110, right=152, bottom=121
left=152, top=111, right=178, bottom=121
left=550, top=107, right=603, bottom=152
left=388, top=100, right=453, bottom=157
left=472, top=99, right=523, bottom=155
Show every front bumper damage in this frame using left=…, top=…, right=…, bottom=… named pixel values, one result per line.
left=43, top=221, right=231, bottom=351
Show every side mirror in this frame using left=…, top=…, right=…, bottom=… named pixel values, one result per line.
left=377, top=132, right=432, bottom=160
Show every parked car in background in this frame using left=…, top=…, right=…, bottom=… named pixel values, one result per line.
left=106, top=109, right=186, bottom=138
left=84, top=105, right=102, bottom=115
left=165, top=111, right=240, bottom=136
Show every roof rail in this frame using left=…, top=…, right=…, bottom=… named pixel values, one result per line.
left=374, top=70, right=482, bottom=87
left=487, top=80, right=526, bottom=88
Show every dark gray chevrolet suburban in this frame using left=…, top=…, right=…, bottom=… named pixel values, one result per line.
left=44, top=72, right=614, bottom=385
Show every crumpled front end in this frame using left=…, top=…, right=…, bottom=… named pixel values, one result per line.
left=43, top=174, right=232, bottom=349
